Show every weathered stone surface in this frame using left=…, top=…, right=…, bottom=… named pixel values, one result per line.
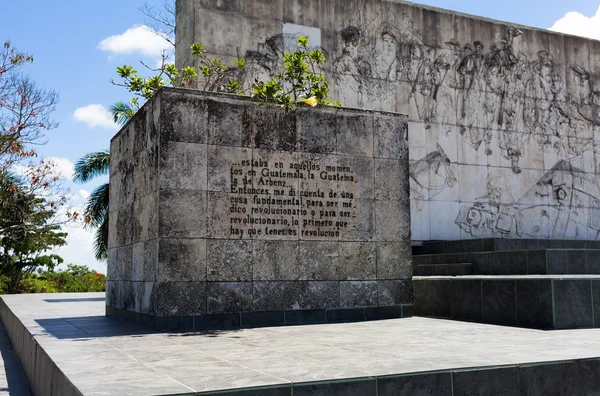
left=159, top=142, right=207, bottom=191
left=242, top=106, right=297, bottom=151
left=297, top=108, right=338, bottom=154
left=107, top=246, right=133, bottom=281
left=253, top=241, right=300, bottom=280
left=337, top=114, right=373, bottom=157
left=376, top=200, right=409, bottom=241
left=454, top=367, right=520, bottom=396
left=108, top=90, right=411, bottom=323
left=133, top=281, right=156, bottom=315
left=157, top=238, right=207, bottom=282
left=378, top=373, right=452, bottom=395
left=206, top=99, right=245, bottom=147
left=374, top=116, right=409, bottom=159
left=159, top=92, right=207, bottom=144
left=553, top=280, right=593, bottom=329
left=108, top=203, right=133, bottom=249
left=516, top=279, right=553, bottom=329
left=340, top=281, right=377, bottom=308
left=253, top=281, right=339, bottom=311
left=207, top=282, right=252, bottom=314
left=132, top=192, right=158, bottom=244
left=131, top=240, right=157, bottom=282
left=482, top=280, right=517, bottom=326
left=338, top=242, right=376, bottom=280
left=158, top=189, right=207, bottom=238
left=377, top=242, right=412, bottom=279
left=378, top=280, right=413, bottom=306
left=207, top=240, right=253, bottom=281
left=297, top=241, right=340, bottom=281
left=156, top=282, right=207, bottom=316
left=179, top=0, right=600, bottom=243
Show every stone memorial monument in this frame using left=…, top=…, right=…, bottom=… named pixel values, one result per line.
left=106, top=88, right=412, bottom=330
left=177, top=0, right=600, bottom=243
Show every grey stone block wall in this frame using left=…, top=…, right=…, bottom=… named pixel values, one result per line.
left=177, top=0, right=600, bottom=243
left=107, top=88, right=412, bottom=328
left=414, top=276, right=600, bottom=329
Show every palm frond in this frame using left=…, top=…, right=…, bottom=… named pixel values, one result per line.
left=83, top=183, right=109, bottom=229
left=93, top=215, right=109, bottom=261
left=109, top=101, right=138, bottom=127
left=73, top=151, right=110, bottom=183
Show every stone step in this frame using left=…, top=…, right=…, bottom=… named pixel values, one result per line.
left=416, top=263, right=475, bottom=276
left=414, top=275, right=600, bottom=330
left=420, top=239, right=600, bottom=255
left=413, top=249, right=600, bottom=275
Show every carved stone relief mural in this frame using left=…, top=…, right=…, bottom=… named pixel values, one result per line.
left=236, top=10, right=600, bottom=241
left=456, top=160, right=600, bottom=240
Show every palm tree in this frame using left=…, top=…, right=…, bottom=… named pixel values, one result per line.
left=73, top=151, right=110, bottom=260
left=73, top=101, right=136, bottom=260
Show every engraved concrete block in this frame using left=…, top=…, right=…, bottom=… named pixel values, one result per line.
left=107, top=90, right=411, bottom=326
left=340, top=198, right=374, bottom=241
left=206, top=191, right=236, bottom=239
left=337, top=156, right=374, bottom=199
left=207, top=145, right=252, bottom=192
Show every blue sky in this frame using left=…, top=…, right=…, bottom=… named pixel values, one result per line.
left=1, top=0, right=599, bottom=273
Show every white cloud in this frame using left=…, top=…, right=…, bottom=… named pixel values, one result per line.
left=79, top=190, right=90, bottom=200
left=549, top=6, right=600, bottom=40
left=98, top=24, right=170, bottom=57
left=45, top=157, right=75, bottom=179
left=73, top=104, right=118, bottom=130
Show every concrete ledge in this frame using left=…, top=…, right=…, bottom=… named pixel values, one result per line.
left=0, top=298, right=79, bottom=396
left=414, top=275, right=600, bottom=329
left=4, top=293, right=600, bottom=395
left=106, top=305, right=412, bottom=332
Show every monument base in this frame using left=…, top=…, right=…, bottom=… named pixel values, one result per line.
left=106, top=305, right=412, bottom=332
left=3, top=293, right=600, bottom=395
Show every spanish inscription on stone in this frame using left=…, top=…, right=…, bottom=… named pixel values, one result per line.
left=228, top=154, right=358, bottom=239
